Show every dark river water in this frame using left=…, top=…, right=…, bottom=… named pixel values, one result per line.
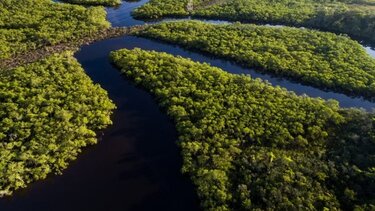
left=1, top=0, right=375, bottom=210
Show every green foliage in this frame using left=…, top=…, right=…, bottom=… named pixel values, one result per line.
left=326, top=109, right=375, bottom=209
left=132, top=0, right=189, bottom=19
left=0, top=0, right=110, bottom=59
left=132, top=0, right=375, bottom=43
left=111, top=48, right=375, bottom=210
left=137, top=21, right=375, bottom=100
left=0, top=52, right=116, bottom=196
left=61, top=0, right=121, bottom=6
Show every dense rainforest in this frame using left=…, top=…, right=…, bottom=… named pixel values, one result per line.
left=0, top=52, right=115, bottom=196
left=0, top=0, right=374, bottom=210
left=111, top=48, right=375, bottom=210
left=132, top=0, right=375, bottom=43
left=0, top=0, right=110, bottom=59
left=0, top=0, right=119, bottom=197
left=137, top=21, right=375, bottom=100
left=60, top=0, right=121, bottom=6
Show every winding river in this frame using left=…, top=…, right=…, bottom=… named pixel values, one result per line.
left=1, top=0, right=375, bottom=210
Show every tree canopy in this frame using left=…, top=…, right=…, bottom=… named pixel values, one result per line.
left=137, top=21, right=375, bottom=101
left=111, top=48, right=375, bottom=210
left=132, top=0, right=375, bottom=43
left=0, top=0, right=110, bottom=59
left=0, top=52, right=115, bottom=196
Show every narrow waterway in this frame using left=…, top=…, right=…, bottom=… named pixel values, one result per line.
left=1, top=0, right=374, bottom=210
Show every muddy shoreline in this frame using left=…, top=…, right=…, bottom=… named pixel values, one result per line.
left=0, top=26, right=145, bottom=70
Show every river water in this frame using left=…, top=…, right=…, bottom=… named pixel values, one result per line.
left=1, top=0, right=374, bottom=210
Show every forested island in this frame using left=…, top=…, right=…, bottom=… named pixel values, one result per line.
left=0, top=0, right=374, bottom=210
left=133, top=0, right=375, bottom=43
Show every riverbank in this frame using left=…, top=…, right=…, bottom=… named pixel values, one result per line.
left=0, top=26, right=145, bottom=70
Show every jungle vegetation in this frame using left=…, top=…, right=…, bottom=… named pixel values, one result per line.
left=137, top=21, right=375, bottom=100
left=0, top=52, right=115, bottom=196
left=61, top=0, right=121, bottom=6
left=111, top=48, right=375, bottom=210
left=132, top=0, right=375, bottom=43
left=0, top=0, right=110, bottom=60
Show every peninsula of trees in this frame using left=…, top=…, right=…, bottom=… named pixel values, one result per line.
left=111, top=48, right=375, bottom=210
left=0, top=52, right=115, bottom=196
